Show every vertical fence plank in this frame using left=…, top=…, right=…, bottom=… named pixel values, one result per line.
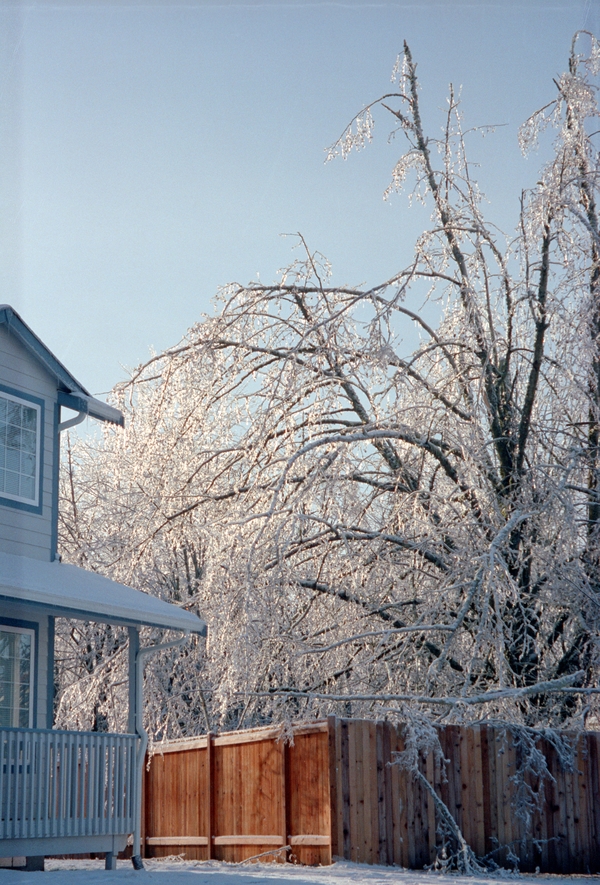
left=205, top=733, right=213, bottom=860
left=359, top=721, right=370, bottom=863
left=391, top=725, right=405, bottom=867
left=282, top=738, right=289, bottom=862
left=575, top=735, right=589, bottom=873
left=471, top=725, right=486, bottom=858
left=376, top=721, right=387, bottom=865
left=425, top=747, right=436, bottom=865
left=587, top=734, right=599, bottom=871
left=340, top=719, right=351, bottom=860
left=347, top=721, right=358, bottom=863
left=590, top=734, right=600, bottom=870
left=327, top=716, right=339, bottom=860
left=556, top=738, right=569, bottom=873
left=480, top=724, right=492, bottom=863
left=535, top=734, right=549, bottom=873
left=494, top=730, right=506, bottom=866
left=563, top=744, right=575, bottom=872
left=415, top=743, right=429, bottom=868
left=382, top=722, right=394, bottom=866
left=438, top=726, right=451, bottom=857
left=366, top=720, right=377, bottom=864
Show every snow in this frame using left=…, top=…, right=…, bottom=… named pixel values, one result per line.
left=0, top=548, right=205, bottom=634
left=0, top=859, right=595, bottom=885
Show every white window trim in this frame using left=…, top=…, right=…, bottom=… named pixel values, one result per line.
left=0, top=391, right=41, bottom=508
left=0, top=624, right=35, bottom=729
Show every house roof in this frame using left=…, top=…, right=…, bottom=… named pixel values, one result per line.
left=0, top=305, right=124, bottom=427
left=0, top=549, right=206, bottom=634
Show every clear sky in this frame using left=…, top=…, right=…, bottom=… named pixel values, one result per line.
left=0, top=0, right=597, bottom=402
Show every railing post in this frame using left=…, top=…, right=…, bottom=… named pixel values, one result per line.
left=128, top=627, right=140, bottom=737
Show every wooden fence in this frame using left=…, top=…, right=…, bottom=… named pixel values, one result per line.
left=143, top=721, right=331, bottom=865
left=142, top=717, right=600, bottom=873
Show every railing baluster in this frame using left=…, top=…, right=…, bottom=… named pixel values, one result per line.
left=10, top=729, right=18, bottom=840
left=59, top=731, right=66, bottom=837
left=98, top=735, right=106, bottom=835
left=87, top=732, right=96, bottom=835
left=77, top=735, right=85, bottom=836
left=69, top=733, right=77, bottom=836
left=58, top=730, right=66, bottom=836
left=0, top=731, right=6, bottom=839
left=37, top=731, right=47, bottom=838
left=1, top=731, right=8, bottom=840
left=106, top=735, right=113, bottom=836
left=116, top=735, right=123, bottom=828
left=95, top=732, right=102, bottom=836
left=50, top=731, right=59, bottom=838
left=28, top=732, right=34, bottom=838
left=24, top=731, right=31, bottom=838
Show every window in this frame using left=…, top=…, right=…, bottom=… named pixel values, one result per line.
left=0, top=392, right=41, bottom=506
left=0, top=625, right=34, bottom=728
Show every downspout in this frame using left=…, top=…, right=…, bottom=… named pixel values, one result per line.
left=58, top=411, right=87, bottom=432
left=131, top=631, right=190, bottom=871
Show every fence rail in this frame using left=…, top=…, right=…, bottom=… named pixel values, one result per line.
left=143, top=717, right=600, bottom=873
left=0, top=727, right=138, bottom=841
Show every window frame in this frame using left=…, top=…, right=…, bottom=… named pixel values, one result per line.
left=0, top=385, right=44, bottom=514
left=0, top=622, right=36, bottom=729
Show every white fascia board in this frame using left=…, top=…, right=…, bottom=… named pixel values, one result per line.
left=0, top=551, right=206, bottom=634
left=81, top=395, right=124, bottom=427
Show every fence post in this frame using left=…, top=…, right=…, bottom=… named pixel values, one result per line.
left=327, top=716, right=339, bottom=860
left=282, top=736, right=290, bottom=862
left=205, top=733, right=213, bottom=860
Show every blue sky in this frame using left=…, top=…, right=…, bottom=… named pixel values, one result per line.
left=0, top=0, right=597, bottom=401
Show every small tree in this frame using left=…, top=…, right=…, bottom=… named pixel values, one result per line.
left=58, top=33, right=600, bottom=739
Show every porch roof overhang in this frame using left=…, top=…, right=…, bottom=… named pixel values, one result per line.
left=0, top=550, right=206, bottom=635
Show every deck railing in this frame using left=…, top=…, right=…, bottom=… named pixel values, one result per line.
left=0, top=727, right=138, bottom=841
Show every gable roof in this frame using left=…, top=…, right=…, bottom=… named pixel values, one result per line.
left=0, top=305, right=124, bottom=427
left=0, top=549, right=206, bottom=634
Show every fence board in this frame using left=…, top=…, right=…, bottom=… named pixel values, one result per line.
left=390, top=727, right=404, bottom=866
left=328, top=716, right=340, bottom=860
left=347, top=721, right=359, bottom=863
left=365, top=721, right=376, bottom=865
left=376, top=722, right=387, bottom=865
left=382, top=722, right=394, bottom=866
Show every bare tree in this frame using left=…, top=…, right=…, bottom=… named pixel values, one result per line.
left=57, top=34, right=600, bottom=741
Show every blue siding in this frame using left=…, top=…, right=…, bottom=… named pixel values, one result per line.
left=0, top=326, right=56, bottom=561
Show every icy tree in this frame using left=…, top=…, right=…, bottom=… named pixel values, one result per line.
left=57, top=34, right=600, bottom=741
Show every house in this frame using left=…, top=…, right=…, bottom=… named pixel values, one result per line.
left=0, top=306, right=206, bottom=870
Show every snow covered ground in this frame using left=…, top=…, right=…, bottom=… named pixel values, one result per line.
left=0, top=859, right=595, bottom=885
